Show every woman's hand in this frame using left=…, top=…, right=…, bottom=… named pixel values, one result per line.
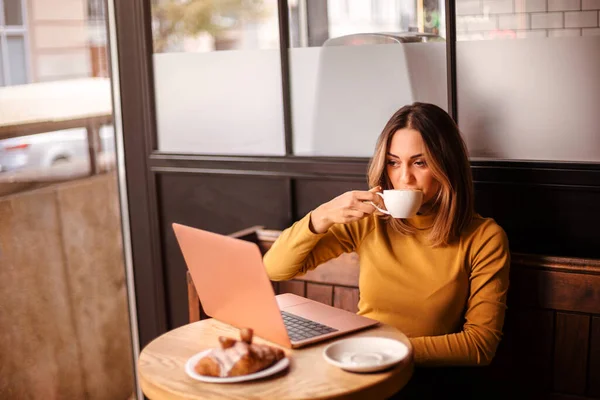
left=309, top=187, right=382, bottom=234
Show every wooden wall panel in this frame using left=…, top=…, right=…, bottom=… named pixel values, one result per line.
left=587, top=317, right=600, bottom=398
left=554, top=313, right=591, bottom=395
left=157, top=173, right=291, bottom=329
left=474, top=183, right=600, bottom=259
left=498, top=308, right=555, bottom=395
left=278, top=280, right=306, bottom=297
left=509, top=269, right=600, bottom=314
left=294, top=179, right=368, bottom=219
left=306, top=283, right=333, bottom=306
left=334, top=287, right=359, bottom=313
left=298, top=253, right=360, bottom=286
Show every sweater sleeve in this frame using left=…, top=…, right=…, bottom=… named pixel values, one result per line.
left=264, top=212, right=365, bottom=281
left=409, top=223, right=510, bottom=366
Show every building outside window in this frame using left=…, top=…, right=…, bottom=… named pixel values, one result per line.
left=0, top=0, right=30, bottom=86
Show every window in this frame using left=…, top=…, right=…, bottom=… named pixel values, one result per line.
left=0, top=0, right=29, bottom=86
left=455, top=0, right=600, bottom=162
left=288, top=0, right=448, bottom=156
left=150, top=0, right=285, bottom=155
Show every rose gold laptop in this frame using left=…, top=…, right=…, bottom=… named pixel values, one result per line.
left=172, top=223, right=378, bottom=349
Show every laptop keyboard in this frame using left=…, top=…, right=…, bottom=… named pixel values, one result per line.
left=281, top=310, right=338, bottom=342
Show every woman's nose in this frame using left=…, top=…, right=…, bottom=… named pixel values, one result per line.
left=400, top=167, right=414, bottom=184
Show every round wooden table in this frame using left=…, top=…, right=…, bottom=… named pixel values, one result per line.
left=138, top=319, right=414, bottom=400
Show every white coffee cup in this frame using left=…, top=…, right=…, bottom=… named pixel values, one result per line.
left=370, top=190, right=423, bottom=218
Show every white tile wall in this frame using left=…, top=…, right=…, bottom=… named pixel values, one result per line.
left=548, top=28, right=583, bottom=35
left=499, top=13, right=531, bottom=29
left=548, top=0, right=582, bottom=11
left=515, top=0, right=548, bottom=12
left=462, top=15, right=500, bottom=31
left=582, top=0, right=600, bottom=9
left=457, top=0, right=600, bottom=40
left=457, top=32, right=487, bottom=41
left=456, top=17, right=469, bottom=31
left=565, top=10, right=599, bottom=26
left=483, top=0, right=515, bottom=14
left=456, top=0, right=483, bottom=16
left=531, top=12, right=565, bottom=28
left=517, top=29, right=549, bottom=37
left=582, top=27, right=600, bottom=33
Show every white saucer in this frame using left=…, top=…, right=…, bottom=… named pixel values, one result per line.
left=322, top=337, right=409, bottom=373
left=185, top=349, right=290, bottom=383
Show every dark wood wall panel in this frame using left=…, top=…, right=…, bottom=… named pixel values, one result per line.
left=554, top=313, right=591, bottom=395
left=509, top=269, right=600, bottom=314
left=278, top=281, right=305, bottom=297
left=306, top=283, right=333, bottom=306
left=333, top=287, right=359, bottom=313
left=294, top=179, right=368, bottom=219
left=157, top=173, right=291, bottom=329
left=505, top=309, right=555, bottom=394
left=589, top=317, right=600, bottom=398
left=474, top=183, right=600, bottom=259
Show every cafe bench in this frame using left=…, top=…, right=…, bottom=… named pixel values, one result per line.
left=187, top=226, right=600, bottom=399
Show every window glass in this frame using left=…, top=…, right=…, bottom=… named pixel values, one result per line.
left=0, top=0, right=116, bottom=193
left=3, top=0, right=23, bottom=26
left=456, top=0, right=600, bottom=162
left=6, top=36, right=26, bottom=85
left=288, top=0, right=448, bottom=157
left=151, top=0, right=285, bottom=155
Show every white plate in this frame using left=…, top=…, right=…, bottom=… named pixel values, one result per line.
left=185, top=349, right=290, bottom=383
left=323, top=337, right=409, bottom=373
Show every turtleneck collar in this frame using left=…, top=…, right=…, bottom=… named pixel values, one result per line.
left=405, top=212, right=436, bottom=230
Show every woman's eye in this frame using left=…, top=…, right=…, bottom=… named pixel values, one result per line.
left=414, top=160, right=427, bottom=167
left=387, top=160, right=398, bottom=167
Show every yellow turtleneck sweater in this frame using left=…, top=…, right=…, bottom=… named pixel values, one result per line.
left=263, top=212, right=510, bottom=366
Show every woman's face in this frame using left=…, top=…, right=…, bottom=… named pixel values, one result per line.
left=385, top=128, right=441, bottom=211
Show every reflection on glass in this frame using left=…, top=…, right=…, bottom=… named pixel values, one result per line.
left=3, top=0, right=23, bottom=26
left=152, top=0, right=279, bottom=53
left=151, top=0, right=285, bottom=155
left=288, top=0, right=447, bottom=156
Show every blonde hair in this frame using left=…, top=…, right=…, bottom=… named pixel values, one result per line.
left=367, top=103, right=474, bottom=246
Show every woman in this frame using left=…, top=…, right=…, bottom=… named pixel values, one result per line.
left=263, top=102, right=509, bottom=370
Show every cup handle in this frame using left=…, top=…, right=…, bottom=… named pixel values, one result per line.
left=369, top=192, right=390, bottom=215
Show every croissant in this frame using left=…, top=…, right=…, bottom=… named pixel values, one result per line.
left=194, top=328, right=285, bottom=377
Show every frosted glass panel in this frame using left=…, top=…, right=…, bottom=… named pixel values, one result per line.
left=457, top=37, right=600, bottom=162
left=154, top=51, right=285, bottom=155
left=291, top=42, right=448, bottom=156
